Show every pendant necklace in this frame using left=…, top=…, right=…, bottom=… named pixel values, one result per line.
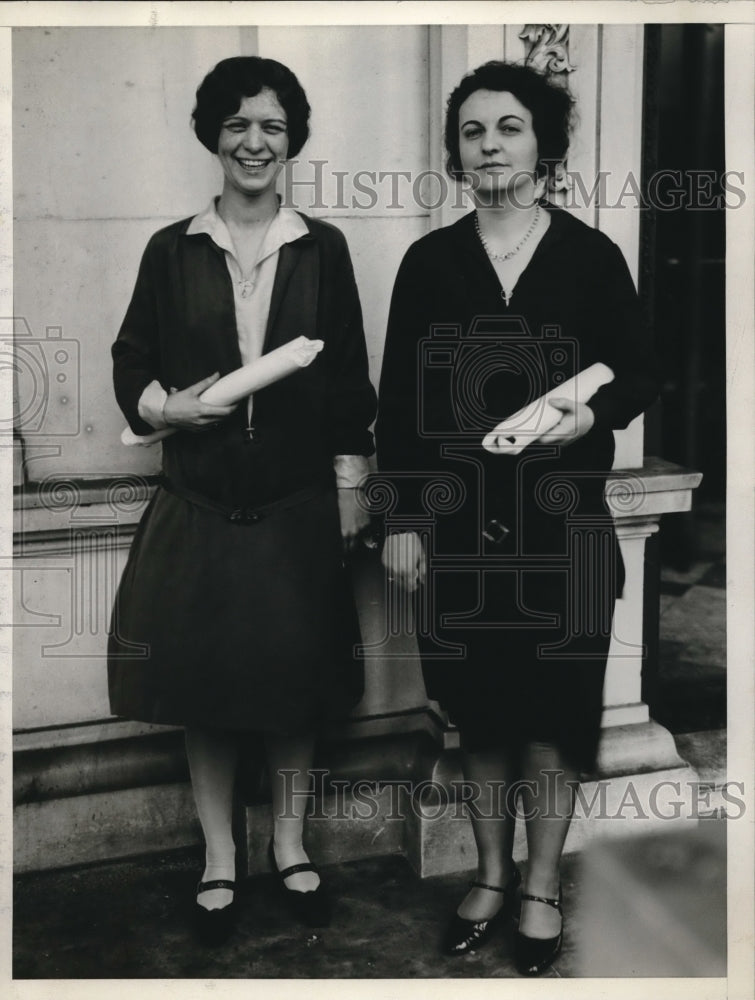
left=235, top=213, right=276, bottom=299
left=227, top=210, right=276, bottom=443
left=475, top=206, right=541, bottom=307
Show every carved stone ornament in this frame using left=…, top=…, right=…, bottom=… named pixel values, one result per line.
left=519, top=25, right=574, bottom=202
left=519, top=24, right=575, bottom=75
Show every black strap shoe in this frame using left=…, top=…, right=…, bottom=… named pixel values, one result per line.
left=194, top=879, right=237, bottom=947
left=268, top=839, right=331, bottom=928
left=513, top=887, right=563, bottom=975
left=442, top=867, right=521, bottom=956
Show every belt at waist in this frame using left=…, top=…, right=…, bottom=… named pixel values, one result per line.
left=160, top=477, right=333, bottom=525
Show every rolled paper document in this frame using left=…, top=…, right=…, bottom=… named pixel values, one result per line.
left=482, top=361, right=614, bottom=455
left=121, top=336, right=324, bottom=447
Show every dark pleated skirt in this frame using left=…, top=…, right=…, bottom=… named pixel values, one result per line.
left=107, top=486, right=363, bottom=732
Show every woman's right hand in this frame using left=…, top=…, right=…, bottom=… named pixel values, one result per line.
left=162, top=373, right=238, bottom=430
left=381, top=531, right=426, bottom=592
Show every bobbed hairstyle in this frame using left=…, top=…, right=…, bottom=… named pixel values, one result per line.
left=444, top=61, right=574, bottom=183
left=192, top=56, right=311, bottom=157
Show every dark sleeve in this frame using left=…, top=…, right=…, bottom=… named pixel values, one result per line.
left=585, top=240, right=661, bottom=430
left=111, top=235, right=165, bottom=436
left=374, top=241, right=441, bottom=516
left=321, top=231, right=377, bottom=457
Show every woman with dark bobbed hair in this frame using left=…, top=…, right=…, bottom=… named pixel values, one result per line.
left=109, top=56, right=376, bottom=943
left=376, top=61, right=658, bottom=975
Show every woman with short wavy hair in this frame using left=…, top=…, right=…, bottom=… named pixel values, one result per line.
left=376, top=60, right=659, bottom=975
left=109, top=55, right=376, bottom=945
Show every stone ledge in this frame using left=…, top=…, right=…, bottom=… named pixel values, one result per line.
left=14, top=477, right=159, bottom=510
left=607, top=456, right=703, bottom=519
left=18, top=713, right=684, bottom=809
left=12, top=723, right=436, bottom=873
left=12, top=711, right=437, bottom=806
left=14, top=710, right=702, bottom=876
left=12, top=459, right=700, bottom=547
left=14, top=730, right=189, bottom=805
left=13, top=476, right=158, bottom=551
left=13, top=718, right=181, bottom=753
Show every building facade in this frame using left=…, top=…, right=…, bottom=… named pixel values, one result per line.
left=11, top=23, right=719, bottom=872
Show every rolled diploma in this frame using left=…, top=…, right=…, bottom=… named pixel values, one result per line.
left=121, top=336, right=324, bottom=447
left=482, top=362, right=614, bottom=455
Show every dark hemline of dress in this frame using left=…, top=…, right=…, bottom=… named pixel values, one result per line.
left=108, top=485, right=364, bottom=733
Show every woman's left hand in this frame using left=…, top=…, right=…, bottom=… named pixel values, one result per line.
left=337, top=487, right=370, bottom=553
left=537, top=398, right=595, bottom=446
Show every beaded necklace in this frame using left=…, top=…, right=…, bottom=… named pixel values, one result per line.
left=474, top=205, right=541, bottom=262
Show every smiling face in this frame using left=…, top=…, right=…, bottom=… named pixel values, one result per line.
left=458, top=89, right=540, bottom=204
left=217, top=88, right=289, bottom=199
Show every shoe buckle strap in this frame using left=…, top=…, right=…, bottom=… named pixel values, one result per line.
left=197, top=879, right=236, bottom=892
left=278, top=861, right=318, bottom=879
left=520, top=892, right=562, bottom=912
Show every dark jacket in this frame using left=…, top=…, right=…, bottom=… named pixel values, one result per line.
left=375, top=206, right=660, bottom=530
left=113, top=212, right=377, bottom=509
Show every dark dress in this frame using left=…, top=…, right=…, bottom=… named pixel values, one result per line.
left=374, top=206, right=659, bottom=770
left=108, top=212, right=377, bottom=733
